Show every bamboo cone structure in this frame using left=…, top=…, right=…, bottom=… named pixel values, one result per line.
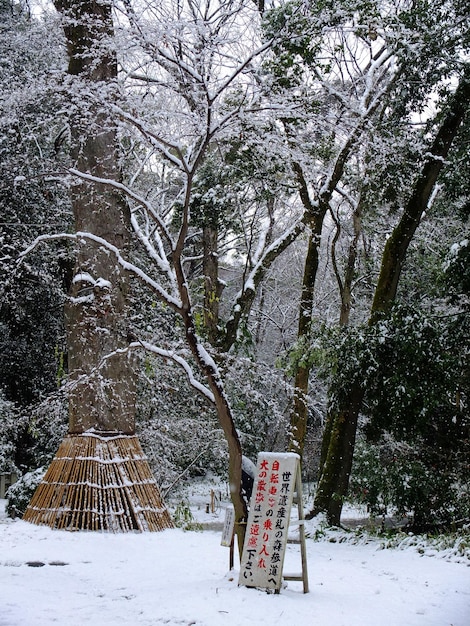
left=24, top=433, right=173, bottom=532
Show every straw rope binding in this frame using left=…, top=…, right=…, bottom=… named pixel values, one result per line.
left=23, top=433, right=173, bottom=532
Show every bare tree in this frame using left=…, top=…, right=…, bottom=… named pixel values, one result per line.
left=24, top=0, right=309, bottom=550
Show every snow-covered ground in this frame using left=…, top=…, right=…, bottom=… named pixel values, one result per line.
left=1, top=483, right=469, bottom=626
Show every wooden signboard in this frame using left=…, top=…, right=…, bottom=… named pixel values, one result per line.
left=221, top=506, right=235, bottom=547
left=238, top=452, right=304, bottom=593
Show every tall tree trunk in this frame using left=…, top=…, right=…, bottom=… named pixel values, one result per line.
left=289, top=214, right=325, bottom=455
left=202, top=225, right=224, bottom=346
left=287, top=93, right=384, bottom=457
left=56, top=0, right=136, bottom=434
left=312, top=66, right=470, bottom=524
left=23, top=0, right=173, bottom=533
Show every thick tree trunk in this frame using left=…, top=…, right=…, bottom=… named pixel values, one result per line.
left=311, top=383, right=364, bottom=522
left=56, top=0, right=136, bottom=434
left=371, top=68, right=470, bottom=316
left=25, top=0, right=173, bottom=532
left=312, top=67, right=470, bottom=524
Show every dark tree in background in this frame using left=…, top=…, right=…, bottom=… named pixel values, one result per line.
left=0, top=0, right=71, bottom=470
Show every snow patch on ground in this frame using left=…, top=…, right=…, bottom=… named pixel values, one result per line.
left=1, top=483, right=469, bottom=626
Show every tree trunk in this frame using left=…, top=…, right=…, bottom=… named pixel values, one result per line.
left=56, top=0, right=136, bottom=434
left=202, top=225, right=224, bottom=346
left=338, top=203, right=362, bottom=327
left=311, top=383, right=364, bottom=522
left=178, top=270, right=248, bottom=554
left=287, top=98, right=382, bottom=457
left=289, top=217, right=324, bottom=455
left=312, top=66, right=470, bottom=524
left=24, top=0, right=173, bottom=533
left=372, top=67, right=470, bottom=316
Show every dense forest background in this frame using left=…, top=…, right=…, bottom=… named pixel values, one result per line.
left=0, top=0, right=468, bottom=530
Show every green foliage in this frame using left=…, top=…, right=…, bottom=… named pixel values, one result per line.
left=311, top=307, right=464, bottom=436
left=350, top=437, right=470, bottom=528
left=363, top=309, right=459, bottom=440
left=0, top=387, right=67, bottom=474
left=171, top=499, right=202, bottom=531
left=262, top=3, right=314, bottom=91
left=443, top=238, right=470, bottom=306
left=438, top=116, right=470, bottom=220
left=0, top=265, right=68, bottom=407
left=189, top=155, right=243, bottom=232
left=330, top=305, right=469, bottom=528
left=54, top=345, right=66, bottom=389
left=281, top=323, right=341, bottom=379
left=24, top=394, right=68, bottom=469
left=310, top=304, right=468, bottom=527
left=263, top=0, right=365, bottom=70
left=0, top=6, right=72, bottom=443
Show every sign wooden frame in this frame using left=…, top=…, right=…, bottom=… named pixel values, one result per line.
left=238, top=452, right=308, bottom=593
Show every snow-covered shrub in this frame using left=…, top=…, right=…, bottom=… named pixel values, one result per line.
left=25, top=393, right=68, bottom=468
left=224, top=357, right=291, bottom=461
left=0, top=387, right=66, bottom=477
left=136, top=356, right=228, bottom=490
left=6, top=467, right=45, bottom=519
left=349, top=437, right=470, bottom=529
left=317, top=304, right=470, bottom=529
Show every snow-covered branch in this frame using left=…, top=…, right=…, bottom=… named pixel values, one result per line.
left=222, top=216, right=305, bottom=351
left=111, top=106, right=190, bottom=173
left=130, top=341, right=216, bottom=404
left=19, top=232, right=183, bottom=311
left=68, top=168, right=174, bottom=249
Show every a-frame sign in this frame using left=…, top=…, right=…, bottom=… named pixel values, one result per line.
left=238, top=452, right=308, bottom=593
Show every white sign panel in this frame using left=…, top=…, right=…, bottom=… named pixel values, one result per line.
left=238, top=452, right=299, bottom=591
left=221, top=506, right=235, bottom=547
